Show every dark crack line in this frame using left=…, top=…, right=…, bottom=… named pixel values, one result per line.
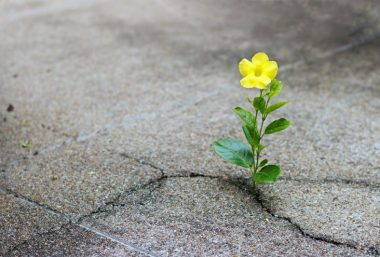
left=1, top=170, right=219, bottom=256
left=227, top=179, right=380, bottom=255
left=253, top=191, right=380, bottom=256
left=77, top=176, right=167, bottom=222
left=3, top=152, right=379, bottom=256
left=77, top=170, right=221, bottom=221
left=119, top=152, right=165, bottom=176
left=217, top=168, right=380, bottom=189
left=278, top=176, right=380, bottom=189
left=81, top=170, right=380, bottom=256
left=0, top=187, right=71, bottom=220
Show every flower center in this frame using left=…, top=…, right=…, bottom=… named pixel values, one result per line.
left=254, top=68, right=263, bottom=77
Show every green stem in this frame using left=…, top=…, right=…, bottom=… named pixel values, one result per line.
left=251, top=91, right=271, bottom=195
left=251, top=166, right=256, bottom=195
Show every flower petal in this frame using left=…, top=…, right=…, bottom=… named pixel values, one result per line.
left=252, top=52, right=269, bottom=64
left=239, top=58, right=255, bottom=77
left=257, top=75, right=271, bottom=86
left=240, top=74, right=267, bottom=89
left=262, top=61, right=278, bottom=80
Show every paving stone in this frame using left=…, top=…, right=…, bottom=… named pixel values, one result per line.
left=0, top=191, right=68, bottom=255
left=258, top=180, right=380, bottom=253
left=2, top=137, right=162, bottom=218
left=81, top=177, right=369, bottom=257
left=5, top=224, right=144, bottom=257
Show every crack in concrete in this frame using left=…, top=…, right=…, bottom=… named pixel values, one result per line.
left=79, top=170, right=380, bottom=256
left=219, top=170, right=380, bottom=189
left=119, top=153, right=165, bottom=176
left=2, top=151, right=379, bottom=256
left=1, top=151, right=223, bottom=254
left=77, top=172, right=221, bottom=221
left=253, top=190, right=380, bottom=256
left=0, top=187, right=72, bottom=220
left=279, top=176, right=380, bottom=189
left=228, top=176, right=380, bottom=255
left=2, top=167, right=379, bottom=256
left=85, top=149, right=380, bottom=256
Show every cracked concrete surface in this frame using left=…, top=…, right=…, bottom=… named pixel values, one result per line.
left=258, top=181, right=380, bottom=253
left=1, top=0, right=380, bottom=256
left=80, top=177, right=371, bottom=256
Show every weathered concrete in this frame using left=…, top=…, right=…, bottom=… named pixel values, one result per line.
left=259, top=180, right=380, bottom=253
left=1, top=0, right=379, bottom=256
left=0, top=191, right=68, bottom=255
left=1, top=0, right=379, bottom=164
left=2, top=138, right=162, bottom=218
left=5, top=224, right=145, bottom=257
left=81, top=177, right=369, bottom=256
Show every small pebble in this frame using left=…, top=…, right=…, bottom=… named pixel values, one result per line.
left=7, top=104, right=14, bottom=112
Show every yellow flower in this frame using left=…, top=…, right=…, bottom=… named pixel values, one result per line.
left=239, top=52, right=278, bottom=89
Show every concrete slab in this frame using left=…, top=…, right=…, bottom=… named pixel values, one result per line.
left=81, top=177, right=369, bottom=256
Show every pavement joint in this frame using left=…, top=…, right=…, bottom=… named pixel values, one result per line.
left=76, top=223, right=159, bottom=257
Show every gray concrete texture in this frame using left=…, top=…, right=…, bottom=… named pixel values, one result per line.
left=0, top=0, right=379, bottom=256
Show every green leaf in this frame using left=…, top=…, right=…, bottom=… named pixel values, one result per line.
left=259, top=159, right=268, bottom=167
left=234, top=107, right=255, bottom=127
left=264, top=101, right=288, bottom=115
left=242, top=125, right=260, bottom=148
left=213, top=139, right=253, bottom=168
left=253, top=97, right=266, bottom=114
left=264, top=118, right=291, bottom=134
left=253, top=165, right=281, bottom=184
left=268, top=80, right=283, bottom=98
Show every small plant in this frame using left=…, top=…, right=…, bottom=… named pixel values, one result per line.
left=19, top=140, right=32, bottom=148
left=213, top=52, right=290, bottom=194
